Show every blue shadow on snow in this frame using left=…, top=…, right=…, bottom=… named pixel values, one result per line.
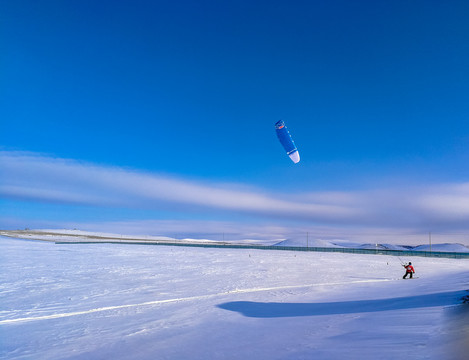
left=217, top=290, right=468, bottom=318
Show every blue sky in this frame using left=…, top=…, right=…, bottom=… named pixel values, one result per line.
left=2, top=0, right=469, bottom=242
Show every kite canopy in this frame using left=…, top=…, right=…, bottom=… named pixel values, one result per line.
left=275, top=120, right=300, bottom=164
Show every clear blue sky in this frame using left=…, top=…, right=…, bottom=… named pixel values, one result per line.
left=2, top=0, right=469, bottom=241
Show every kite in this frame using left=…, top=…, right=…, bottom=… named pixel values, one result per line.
left=275, top=120, right=300, bottom=163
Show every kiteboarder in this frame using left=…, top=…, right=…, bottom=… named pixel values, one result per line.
left=403, top=262, right=415, bottom=279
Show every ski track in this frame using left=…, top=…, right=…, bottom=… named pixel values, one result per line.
left=0, top=279, right=390, bottom=325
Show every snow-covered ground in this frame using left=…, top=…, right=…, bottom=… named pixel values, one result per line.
left=1, top=236, right=468, bottom=360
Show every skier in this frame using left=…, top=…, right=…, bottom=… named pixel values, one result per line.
left=403, top=262, right=415, bottom=279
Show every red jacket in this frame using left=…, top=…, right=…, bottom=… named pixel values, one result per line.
left=405, top=265, right=415, bottom=273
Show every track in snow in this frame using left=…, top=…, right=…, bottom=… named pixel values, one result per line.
left=0, top=278, right=391, bottom=325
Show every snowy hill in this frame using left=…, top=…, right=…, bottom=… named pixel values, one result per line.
left=0, top=229, right=281, bottom=246
left=273, top=236, right=469, bottom=253
left=328, top=239, right=409, bottom=251
left=274, top=237, right=341, bottom=248
left=1, top=229, right=469, bottom=253
left=412, top=243, right=469, bottom=253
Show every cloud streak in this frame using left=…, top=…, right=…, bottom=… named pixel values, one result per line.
left=2, top=151, right=469, bottom=232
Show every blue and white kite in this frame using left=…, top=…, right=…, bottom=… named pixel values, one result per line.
left=275, top=120, right=300, bottom=164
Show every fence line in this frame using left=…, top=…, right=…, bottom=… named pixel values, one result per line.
left=55, top=241, right=469, bottom=259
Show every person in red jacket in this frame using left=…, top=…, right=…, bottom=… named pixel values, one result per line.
left=403, top=262, right=415, bottom=279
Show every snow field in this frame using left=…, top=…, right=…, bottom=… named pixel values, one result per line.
left=0, top=237, right=468, bottom=359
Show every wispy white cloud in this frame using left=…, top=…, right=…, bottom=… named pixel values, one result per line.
left=2, top=151, right=469, bottom=233
left=0, top=151, right=361, bottom=222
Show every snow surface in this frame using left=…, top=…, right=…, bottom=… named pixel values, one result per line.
left=1, top=236, right=469, bottom=360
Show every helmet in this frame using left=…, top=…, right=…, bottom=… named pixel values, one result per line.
left=408, top=262, right=412, bottom=265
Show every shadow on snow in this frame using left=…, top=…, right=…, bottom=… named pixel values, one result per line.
left=217, top=290, right=468, bottom=318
